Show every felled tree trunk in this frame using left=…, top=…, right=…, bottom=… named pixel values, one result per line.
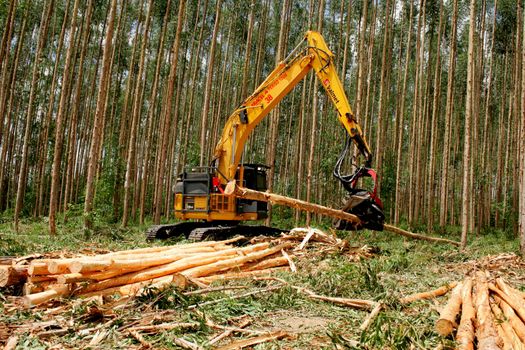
left=225, top=181, right=461, bottom=246
left=473, top=272, right=502, bottom=350
left=457, top=278, right=475, bottom=350
left=436, top=281, right=464, bottom=335
left=0, top=266, right=28, bottom=287
left=225, top=181, right=362, bottom=224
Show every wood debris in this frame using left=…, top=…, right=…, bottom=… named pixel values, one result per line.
left=214, top=330, right=291, bottom=350
left=447, top=253, right=525, bottom=281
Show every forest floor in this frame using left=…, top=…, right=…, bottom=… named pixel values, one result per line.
left=0, top=217, right=523, bottom=349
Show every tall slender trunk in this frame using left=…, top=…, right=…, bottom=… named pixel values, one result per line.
left=394, top=0, right=414, bottom=224
left=35, top=0, right=73, bottom=217
left=408, top=0, right=425, bottom=226
left=461, top=0, right=476, bottom=249
left=426, top=0, right=444, bottom=230
left=374, top=0, right=392, bottom=196
left=480, top=0, right=498, bottom=229
left=439, top=0, right=458, bottom=228
left=151, top=0, right=186, bottom=225
left=138, top=0, right=171, bottom=225
left=64, top=0, right=93, bottom=218
left=112, top=0, right=141, bottom=221
left=306, top=0, right=325, bottom=226
left=199, top=0, right=222, bottom=166
left=517, top=6, right=525, bottom=257
left=355, top=0, right=368, bottom=121
left=49, top=0, right=81, bottom=235
left=240, top=0, right=256, bottom=101
left=266, top=0, right=291, bottom=225
left=121, top=0, right=154, bottom=226
left=83, top=0, right=118, bottom=230
left=0, top=0, right=16, bottom=148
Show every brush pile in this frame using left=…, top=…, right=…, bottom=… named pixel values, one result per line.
left=0, top=228, right=371, bottom=309
left=435, top=271, right=525, bottom=349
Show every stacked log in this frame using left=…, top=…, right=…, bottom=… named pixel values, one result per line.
left=1, top=238, right=297, bottom=308
left=434, top=272, right=525, bottom=350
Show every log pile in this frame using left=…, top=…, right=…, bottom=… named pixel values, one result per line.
left=1, top=228, right=366, bottom=309
left=434, top=271, right=525, bottom=350
left=1, top=237, right=297, bottom=308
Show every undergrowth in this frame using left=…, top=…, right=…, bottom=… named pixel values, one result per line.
left=0, top=217, right=522, bottom=349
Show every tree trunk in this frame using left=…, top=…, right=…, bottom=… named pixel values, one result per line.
left=13, top=1, right=52, bottom=229
left=426, top=0, right=444, bottom=230
left=374, top=0, right=392, bottom=196
left=198, top=0, right=222, bottom=166
left=305, top=0, right=325, bottom=226
left=439, top=0, right=458, bottom=228
left=139, top=0, right=171, bottom=225
left=64, top=0, right=93, bottom=219
left=83, top=0, right=118, bottom=230
left=461, top=0, right=476, bottom=249
left=151, top=0, right=186, bottom=225
left=49, top=0, right=81, bottom=235
left=394, top=0, right=414, bottom=225
left=518, top=6, right=525, bottom=257
left=122, top=0, right=154, bottom=226
left=266, top=0, right=291, bottom=225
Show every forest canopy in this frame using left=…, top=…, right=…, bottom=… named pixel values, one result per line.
left=0, top=0, right=523, bottom=248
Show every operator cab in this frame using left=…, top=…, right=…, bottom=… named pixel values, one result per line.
left=174, top=164, right=269, bottom=220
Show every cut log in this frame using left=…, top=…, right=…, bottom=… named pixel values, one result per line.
left=225, top=181, right=362, bottom=223
left=105, top=237, right=244, bottom=257
left=473, top=272, right=503, bottom=350
left=195, top=267, right=288, bottom=284
left=79, top=275, right=181, bottom=298
left=78, top=244, right=270, bottom=294
left=104, top=246, right=219, bottom=260
left=181, top=243, right=293, bottom=278
left=27, top=275, right=56, bottom=283
left=69, top=252, right=199, bottom=274
left=0, top=266, right=28, bottom=287
left=225, top=181, right=460, bottom=246
left=495, top=278, right=525, bottom=309
left=23, top=284, right=70, bottom=307
left=456, top=278, right=475, bottom=350
left=43, top=244, right=238, bottom=275
left=242, top=256, right=288, bottom=272
left=489, top=284, right=525, bottom=324
left=23, top=281, right=54, bottom=295
left=493, top=294, right=525, bottom=343
left=400, top=281, right=458, bottom=304
left=27, top=262, right=51, bottom=276
left=490, top=300, right=524, bottom=350
left=68, top=260, right=113, bottom=273
left=435, top=281, right=464, bottom=335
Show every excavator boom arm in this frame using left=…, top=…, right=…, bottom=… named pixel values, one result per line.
left=213, top=31, right=372, bottom=182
